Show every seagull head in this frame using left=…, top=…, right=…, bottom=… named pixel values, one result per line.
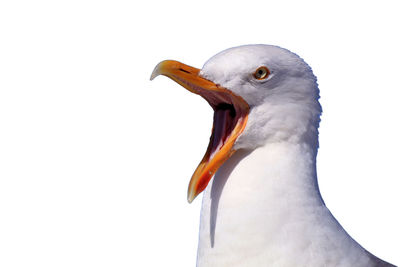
left=151, top=44, right=321, bottom=202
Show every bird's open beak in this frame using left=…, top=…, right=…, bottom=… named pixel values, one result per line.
left=151, top=60, right=249, bottom=203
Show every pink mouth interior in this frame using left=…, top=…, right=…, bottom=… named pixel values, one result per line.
left=209, top=104, right=237, bottom=160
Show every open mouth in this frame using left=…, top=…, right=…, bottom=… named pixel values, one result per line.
left=151, top=60, right=249, bottom=202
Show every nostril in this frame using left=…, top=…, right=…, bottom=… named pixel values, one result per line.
left=179, top=68, right=191, bottom=74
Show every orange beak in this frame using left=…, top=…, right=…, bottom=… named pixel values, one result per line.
left=150, top=60, right=249, bottom=203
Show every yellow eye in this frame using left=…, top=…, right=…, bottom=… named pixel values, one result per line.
left=253, top=66, right=270, bottom=80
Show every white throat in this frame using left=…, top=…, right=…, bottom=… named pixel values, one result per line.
left=197, top=142, right=376, bottom=267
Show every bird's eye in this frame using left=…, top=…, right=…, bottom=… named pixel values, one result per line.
left=253, top=66, right=270, bottom=80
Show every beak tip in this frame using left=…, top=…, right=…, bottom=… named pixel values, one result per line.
left=150, top=69, right=159, bottom=81
left=150, top=61, right=165, bottom=81
left=187, top=191, right=196, bottom=204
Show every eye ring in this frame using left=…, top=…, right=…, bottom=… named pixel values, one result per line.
left=253, top=66, right=270, bottom=80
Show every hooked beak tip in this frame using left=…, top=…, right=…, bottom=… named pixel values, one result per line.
left=150, top=68, right=159, bottom=81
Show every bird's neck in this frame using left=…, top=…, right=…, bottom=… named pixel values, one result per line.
left=197, top=141, right=372, bottom=267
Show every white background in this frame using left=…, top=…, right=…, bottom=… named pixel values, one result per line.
left=0, top=0, right=399, bottom=266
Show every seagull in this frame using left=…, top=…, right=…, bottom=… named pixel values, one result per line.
left=150, top=45, right=395, bottom=267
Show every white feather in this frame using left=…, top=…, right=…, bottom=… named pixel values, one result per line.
left=196, top=45, right=394, bottom=267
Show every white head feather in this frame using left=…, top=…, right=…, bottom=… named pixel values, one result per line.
left=200, top=45, right=322, bottom=151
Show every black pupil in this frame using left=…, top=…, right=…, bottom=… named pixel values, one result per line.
left=258, top=69, right=264, bottom=76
